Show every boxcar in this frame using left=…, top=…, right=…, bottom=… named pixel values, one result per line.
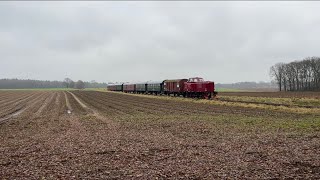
left=163, top=79, right=187, bottom=96
left=123, top=83, right=136, bottom=93
left=135, top=82, right=147, bottom=93
left=147, top=81, right=163, bottom=94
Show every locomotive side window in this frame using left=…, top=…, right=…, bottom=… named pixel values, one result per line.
left=189, top=77, right=204, bottom=82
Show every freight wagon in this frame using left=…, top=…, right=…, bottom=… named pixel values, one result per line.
left=163, top=79, right=188, bottom=96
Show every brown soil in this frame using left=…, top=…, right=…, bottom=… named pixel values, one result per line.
left=0, top=90, right=319, bottom=179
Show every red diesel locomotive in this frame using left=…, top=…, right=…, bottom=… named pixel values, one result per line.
left=184, top=77, right=216, bottom=99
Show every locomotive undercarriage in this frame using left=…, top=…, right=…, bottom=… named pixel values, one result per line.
left=123, top=91, right=217, bottom=99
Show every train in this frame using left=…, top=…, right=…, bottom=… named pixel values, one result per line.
left=107, top=77, right=217, bottom=99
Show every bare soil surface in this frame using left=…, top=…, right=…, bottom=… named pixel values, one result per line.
left=0, top=90, right=319, bottom=179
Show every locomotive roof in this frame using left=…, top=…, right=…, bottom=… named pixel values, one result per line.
left=164, top=79, right=188, bottom=82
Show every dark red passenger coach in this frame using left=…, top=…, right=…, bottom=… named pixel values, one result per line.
left=123, top=83, right=135, bottom=93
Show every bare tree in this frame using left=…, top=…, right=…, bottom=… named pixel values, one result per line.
left=75, top=80, right=85, bottom=89
left=69, top=81, right=75, bottom=88
left=270, top=63, right=285, bottom=91
left=63, top=78, right=74, bottom=88
left=270, top=57, right=320, bottom=91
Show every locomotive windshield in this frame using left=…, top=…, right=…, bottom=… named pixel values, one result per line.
left=189, top=78, right=204, bottom=82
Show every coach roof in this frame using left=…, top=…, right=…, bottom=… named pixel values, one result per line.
left=163, top=79, right=188, bottom=83
left=147, top=81, right=164, bottom=84
left=107, top=83, right=123, bottom=86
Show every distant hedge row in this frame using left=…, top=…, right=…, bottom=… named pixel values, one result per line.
left=0, top=78, right=108, bottom=89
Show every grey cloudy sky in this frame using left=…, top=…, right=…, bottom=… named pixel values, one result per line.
left=1, top=1, right=320, bottom=83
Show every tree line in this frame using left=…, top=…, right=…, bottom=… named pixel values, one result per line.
left=270, top=57, right=320, bottom=91
left=0, top=78, right=108, bottom=89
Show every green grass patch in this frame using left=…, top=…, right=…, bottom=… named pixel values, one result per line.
left=84, top=88, right=107, bottom=92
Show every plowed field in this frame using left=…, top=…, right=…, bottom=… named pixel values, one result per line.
left=1, top=90, right=319, bottom=179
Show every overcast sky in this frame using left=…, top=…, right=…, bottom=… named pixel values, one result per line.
left=1, top=2, right=320, bottom=83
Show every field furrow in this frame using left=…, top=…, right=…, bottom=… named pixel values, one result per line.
left=34, top=92, right=57, bottom=117
left=0, top=92, right=41, bottom=118
left=74, top=91, right=173, bottom=116
left=0, top=92, right=36, bottom=110
left=80, top=91, right=306, bottom=118
left=65, top=91, right=87, bottom=115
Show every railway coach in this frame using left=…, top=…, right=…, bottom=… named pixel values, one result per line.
left=107, top=83, right=123, bottom=91
left=146, top=81, right=163, bottom=95
left=135, top=82, right=147, bottom=93
left=123, top=83, right=135, bottom=93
